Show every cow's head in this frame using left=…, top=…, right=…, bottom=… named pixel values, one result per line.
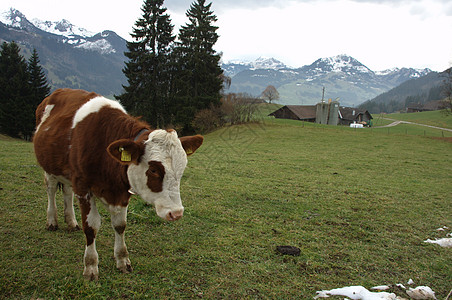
left=107, top=130, right=203, bottom=221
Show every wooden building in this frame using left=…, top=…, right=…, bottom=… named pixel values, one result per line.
left=268, top=105, right=316, bottom=122
left=269, top=104, right=373, bottom=126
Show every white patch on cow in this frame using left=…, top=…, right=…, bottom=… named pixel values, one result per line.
left=62, top=183, right=78, bottom=229
left=36, top=104, right=55, bottom=133
left=109, top=205, right=130, bottom=270
left=83, top=241, right=99, bottom=280
left=72, top=96, right=126, bottom=129
left=86, top=199, right=101, bottom=231
left=45, top=172, right=59, bottom=228
left=127, top=130, right=187, bottom=220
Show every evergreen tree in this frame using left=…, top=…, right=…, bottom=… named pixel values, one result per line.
left=27, top=48, right=51, bottom=136
left=0, top=41, right=32, bottom=138
left=174, top=0, right=223, bottom=132
left=116, top=0, right=175, bottom=128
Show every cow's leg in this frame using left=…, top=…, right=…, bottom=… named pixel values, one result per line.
left=78, top=192, right=101, bottom=280
left=109, top=205, right=132, bottom=273
left=44, top=173, right=58, bottom=231
left=62, top=184, right=80, bottom=231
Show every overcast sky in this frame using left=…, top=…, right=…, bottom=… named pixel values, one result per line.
left=1, top=0, right=452, bottom=71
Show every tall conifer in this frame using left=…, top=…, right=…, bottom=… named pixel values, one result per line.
left=174, top=0, right=223, bottom=132
left=116, top=0, right=175, bottom=128
left=27, top=48, right=51, bottom=137
left=0, top=41, right=32, bottom=138
left=28, top=49, right=51, bottom=102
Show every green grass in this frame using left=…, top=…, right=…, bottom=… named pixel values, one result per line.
left=370, top=111, right=452, bottom=138
left=373, top=110, right=452, bottom=129
left=385, top=110, right=452, bottom=130
left=1, top=120, right=451, bottom=299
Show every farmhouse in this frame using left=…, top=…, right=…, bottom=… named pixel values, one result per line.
left=268, top=105, right=316, bottom=122
left=337, top=106, right=373, bottom=126
left=269, top=103, right=373, bottom=126
left=406, top=100, right=448, bottom=113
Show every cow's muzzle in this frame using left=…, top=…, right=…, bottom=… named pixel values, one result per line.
left=166, top=209, right=183, bottom=221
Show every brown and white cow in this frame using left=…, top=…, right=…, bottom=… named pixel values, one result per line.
left=33, top=88, right=203, bottom=280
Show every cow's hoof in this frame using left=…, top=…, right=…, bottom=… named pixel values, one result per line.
left=118, top=263, right=133, bottom=273
left=83, top=273, right=99, bottom=281
left=68, top=224, right=81, bottom=232
left=46, top=224, right=58, bottom=231
left=83, top=267, right=99, bottom=281
left=117, top=258, right=133, bottom=273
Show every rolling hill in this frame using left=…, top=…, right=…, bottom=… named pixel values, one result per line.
left=222, top=55, right=432, bottom=107
left=0, top=8, right=127, bottom=97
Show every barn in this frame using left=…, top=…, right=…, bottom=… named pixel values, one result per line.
left=337, top=106, right=373, bottom=126
left=269, top=104, right=373, bottom=126
left=268, top=105, right=316, bottom=122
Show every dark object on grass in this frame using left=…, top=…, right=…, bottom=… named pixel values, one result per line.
left=276, top=246, right=301, bottom=256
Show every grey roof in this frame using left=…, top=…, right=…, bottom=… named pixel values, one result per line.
left=270, top=105, right=373, bottom=121
left=269, top=105, right=316, bottom=120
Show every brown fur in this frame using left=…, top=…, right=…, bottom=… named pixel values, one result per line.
left=146, top=161, right=165, bottom=192
left=180, top=135, right=204, bottom=156
left=34, top=89, right=99, bottom=177
left=34, top=89, right=151, bottom=207
left=33, top=88, right=204, bottom=280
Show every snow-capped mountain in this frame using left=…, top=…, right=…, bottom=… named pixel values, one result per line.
left=223, top=54, right=433, bottom=107
left=307, top=54, right=372, bottom=76
left=222, top=57, right=288, bottom=77
left=0, top=8, right=127, bottom=96
left=375, top=67, right=432, bottom=83
left=1, top=8, right=36, bottom=32
left=31, top=18, right=95, bottom=39
left=1, top=8, right=121, bottom=55
left=251, top=57, right=287, bottom=70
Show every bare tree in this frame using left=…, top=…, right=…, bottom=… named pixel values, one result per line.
left=261, top=85, right=280, bottom=104
left=220, top=73, right=232, bottom=93
left=221, top=93, right=260, bottom=124
left=442, top=67, right=452, bottom=115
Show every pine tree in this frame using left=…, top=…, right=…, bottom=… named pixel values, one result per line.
left=0, top=41, right=32, bottom=138
left=28, top=49, right=51, bottom=102
left=116, top=0, right=175, bottom=128
left=174, top=0, right=223, bottom=132
left=27, top=48, right=51, bottom=137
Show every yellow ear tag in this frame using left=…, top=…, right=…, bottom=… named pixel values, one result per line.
left=119, top=147, right=132, bottom=162
left=186, top=148, right=193, bottom=156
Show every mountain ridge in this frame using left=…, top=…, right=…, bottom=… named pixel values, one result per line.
left=222, top=55, right=433, bottom=107
left=1, top=8, right=436, bottom=108
left=0, top=8, right=127, bottom=96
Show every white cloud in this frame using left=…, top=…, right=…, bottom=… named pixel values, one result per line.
left=1, top=0, right=451, bottom=71
left=213, top=0, right=452, bottom=70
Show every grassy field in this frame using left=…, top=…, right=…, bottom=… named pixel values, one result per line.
left=0, top=119, right=451, bottom=299
left=373, top=110, right=452, bottom=132
left=384, top=110, right=452, bottom=129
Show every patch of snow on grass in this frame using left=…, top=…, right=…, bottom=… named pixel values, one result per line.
left=424, top=238, right=452, bottom=248
left=314, top=286, right=397, bottom=299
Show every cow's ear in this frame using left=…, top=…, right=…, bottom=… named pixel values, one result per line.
left=107, top=139, right=144, bottom=165
left=180, top=135, right=203, bottom=156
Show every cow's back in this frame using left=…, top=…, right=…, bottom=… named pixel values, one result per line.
left=34, top=89, right=99, bottom=178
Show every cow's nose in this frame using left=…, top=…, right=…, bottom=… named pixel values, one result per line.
left=166, top=210, right=183, bottom=221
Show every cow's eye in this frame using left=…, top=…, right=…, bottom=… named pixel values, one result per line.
left=146, top=161, right=165, bottom=179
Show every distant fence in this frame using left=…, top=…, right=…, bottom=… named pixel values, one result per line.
left=369, top=126, right=452, bottom=138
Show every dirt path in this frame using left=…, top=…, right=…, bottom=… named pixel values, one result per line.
left=373, top=118, right=452, bottom=132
